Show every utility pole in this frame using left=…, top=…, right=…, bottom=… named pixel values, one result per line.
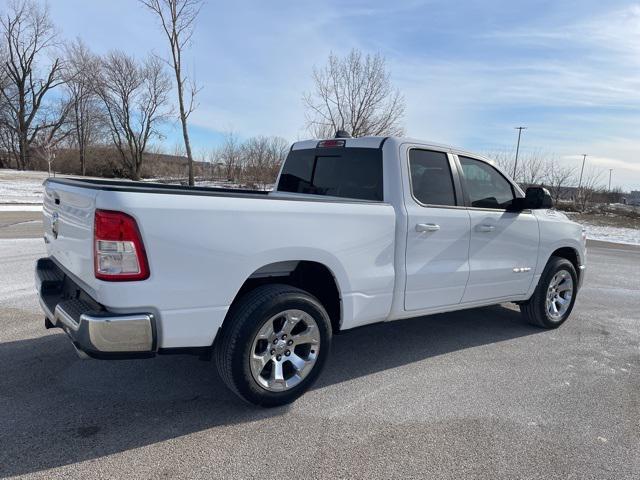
left=608, top=168, right=613, bottom=204
left=577, top=154, right=587, bottom=189
left=513, top=126, right=527, bottom=179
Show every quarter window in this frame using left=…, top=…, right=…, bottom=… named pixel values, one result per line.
left=409, top=150, right=456, bottom=206
left=459, top=156, right=515, bottom=209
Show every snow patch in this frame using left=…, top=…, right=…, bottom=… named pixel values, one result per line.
left=0, top=205, right=43, bottom=212
left=0, top=168, right=272, bottom=205
left=582, top=223, right=640, bottom=246
left=0, top=169, right=47, bottom=204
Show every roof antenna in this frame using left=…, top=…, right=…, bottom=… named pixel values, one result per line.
left=335, top=130, right=351, bottom=139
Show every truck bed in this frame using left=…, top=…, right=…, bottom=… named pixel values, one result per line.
left=45, top=178, right=382, bottom=204
left=45, top=177, right=269, bottom=198
left=41, top=176, right=397, bottom=349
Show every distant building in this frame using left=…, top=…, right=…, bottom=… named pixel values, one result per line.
left=627, top=191, right=640, bottom=206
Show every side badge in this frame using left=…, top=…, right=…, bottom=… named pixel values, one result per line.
left=513, top=267, right=531, bottom=273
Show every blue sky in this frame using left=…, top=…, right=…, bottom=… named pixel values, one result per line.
left=48, top=0, right=640, bottom=189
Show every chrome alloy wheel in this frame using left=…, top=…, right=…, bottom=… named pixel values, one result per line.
left=545, top=269, right=574, bottom=320
left=249, top=309, right=321, bottom=392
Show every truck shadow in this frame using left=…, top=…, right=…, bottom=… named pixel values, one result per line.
left=0, top=304, right=541, bottom=477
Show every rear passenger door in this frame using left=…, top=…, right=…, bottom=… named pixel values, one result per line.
left=456, top=156, right=539, bottom=303
left=404, top=148, right=471, bottom=311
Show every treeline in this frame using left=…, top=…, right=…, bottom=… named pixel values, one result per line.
left=5, top=132, right=289, bottom=190
left=0, top=0, right=287, bottom=185
left=0, top=2, right=159, bottom=178
left=487, top=150, right=623, bottom=211
left=203, top=134, right=288, bottom=189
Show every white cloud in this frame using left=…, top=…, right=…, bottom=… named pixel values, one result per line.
left=389, top=4, right=640, bottom=189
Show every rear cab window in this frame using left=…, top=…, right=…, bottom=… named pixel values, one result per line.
left=277, top=147, right=383, bottom=201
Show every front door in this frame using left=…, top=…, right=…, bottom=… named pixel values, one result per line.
left=404, top=149, right=471, bottom=311
left=457, top=156, right=540, bottom=302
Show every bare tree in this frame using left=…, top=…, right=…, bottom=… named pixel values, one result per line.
left=139, top=0, right=202, bottom=186
left=488, top=150, right=515, bottom=175
left=242, top=136, right=287, bottom=189
left=33, top=137, right=55, bottom=176
left=264, top=136, right=288, bottom=184
left=488, top=149, right=549, bottom=186
left=204, top=147, right=219, bottom=180
left=575, top=168, right=604, bottom=211
left=545, top=159, right=576, bottom=204
left=0, top=62, right=19, bottom=168
left=0, top=0, right=67, bottom=170
left=64, top=39, right=103, bottom=175
left=0, top=127, right=18, bottom=168
left=93, top=51, right=171, bottom=180
left=0, top=44, right=13, bottom=168
left=518, top=151, right=547, bottom=186
left=303, top=49, right=405, bottom=138
left=218, top=131, right=242, bottom=181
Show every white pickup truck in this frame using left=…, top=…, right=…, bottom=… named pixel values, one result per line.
left=36, top=135, right=586, bottom=406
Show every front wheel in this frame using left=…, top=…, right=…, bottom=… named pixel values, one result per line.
left=520, top=256, right=578, bottom=328
left=215, top=284, right=332, bottom=407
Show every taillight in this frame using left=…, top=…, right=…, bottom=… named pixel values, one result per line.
left=94, top=210, right=150, bottom=281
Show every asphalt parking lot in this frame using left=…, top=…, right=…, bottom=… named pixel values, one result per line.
left=0, top=211, right=638, bottom=479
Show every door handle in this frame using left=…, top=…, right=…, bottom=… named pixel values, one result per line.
left=416, top=223, right=440, bottom=233
left=477, top=224, right=495, bottom=232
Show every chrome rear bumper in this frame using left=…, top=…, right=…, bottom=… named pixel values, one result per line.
left=36, top=257, right=156, bottom=359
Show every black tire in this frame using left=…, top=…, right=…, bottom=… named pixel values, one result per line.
left=215, top=284, right=332, bottom=407
left=520, top=256, right=578, bottom=329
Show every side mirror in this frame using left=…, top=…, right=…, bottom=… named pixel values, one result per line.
left=525, top=186, right=553, bottom=209
left=509, top=187, right=553, bottom=211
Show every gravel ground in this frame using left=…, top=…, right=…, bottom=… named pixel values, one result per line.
left=0, top=215, right=638, bottom=479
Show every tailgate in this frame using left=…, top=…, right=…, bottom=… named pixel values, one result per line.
left=43, top=179, right=98, bottom=291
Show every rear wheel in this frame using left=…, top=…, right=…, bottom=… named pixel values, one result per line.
left=520, top=256, right=577, bottom=328
left=215, top=284, right=331, bottom=407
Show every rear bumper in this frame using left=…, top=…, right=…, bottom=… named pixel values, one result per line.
left=35, top=257, right=157, bottom=359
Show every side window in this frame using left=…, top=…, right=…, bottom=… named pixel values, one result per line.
left=459, top=156, right=515, bottom=209
left=409, top=149, right=456, bottom=206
